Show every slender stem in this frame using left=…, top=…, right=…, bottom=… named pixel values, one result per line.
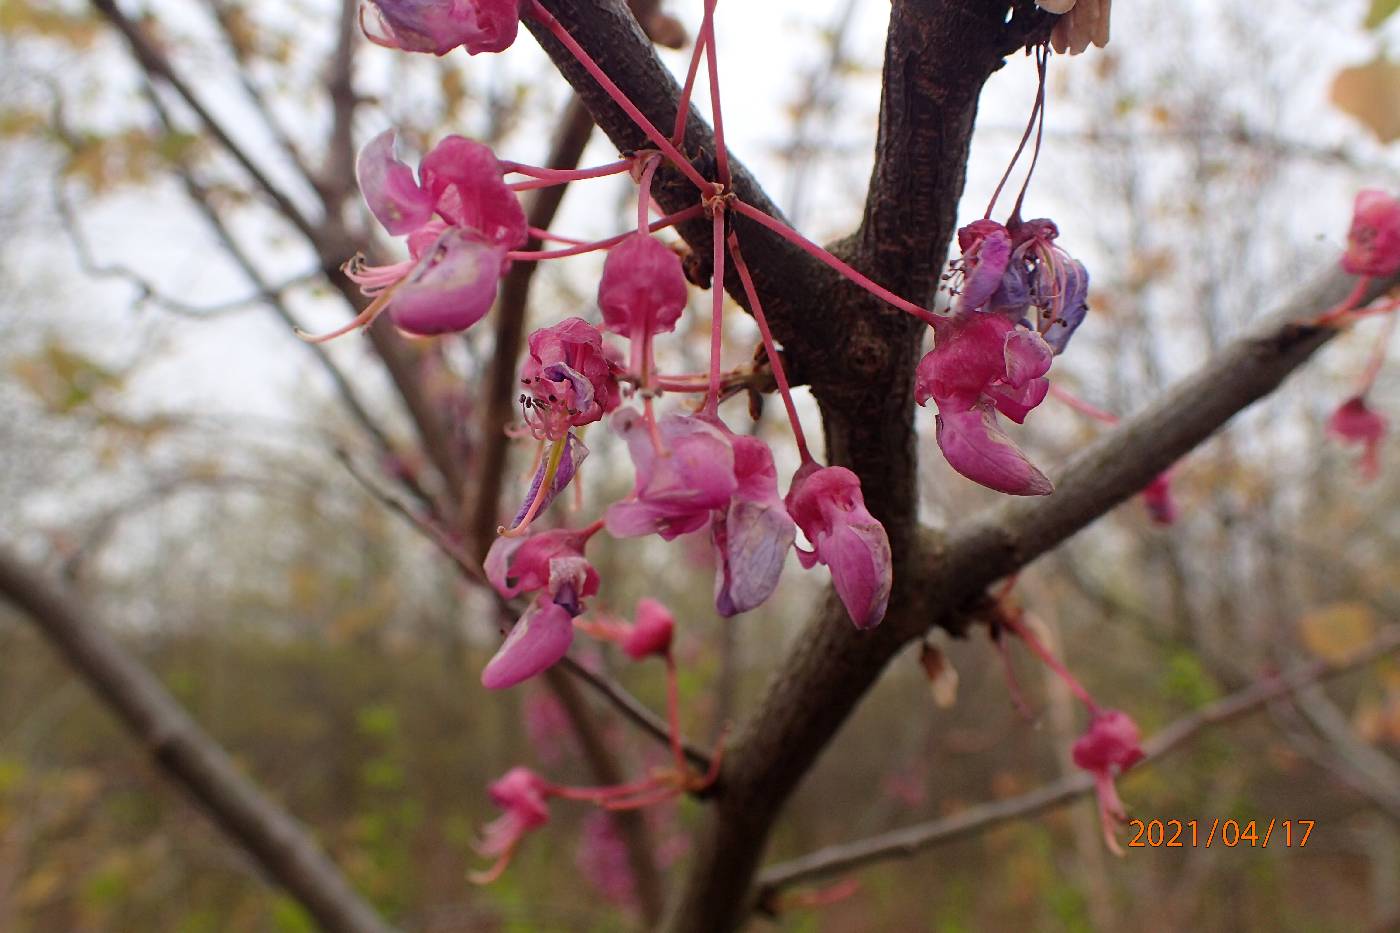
left=1313, top=277, right=1371, bottom=326
left=732, top=199, right=939, bottom=326
left=985, top=44, right=1045, bottom=222
left=507, top=205, right=705, bottom=260
left=1048, top=383, right=1118, bottom=425
left=1008, top=46, right=1049, bottom=224
left=637, top=154, right=661, bottom=232
left=727, top=229, right=812, bottom=462
left=527, top=0, right=711, bottom=191
left=1000, top=610, right=1097, bottom=711
left=527, top=225, right=593, bottom=246
left=705, top=208, right=726, bottom=415
left=672, top=0, right=713, bottom=141
left=501, top=158, right=631, bottom=180
left=701, top=0, right=730, bottom=188
left=1358, top=313, right=1398, bottom=395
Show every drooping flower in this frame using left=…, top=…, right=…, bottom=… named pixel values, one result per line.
left=710, top=432, right=795, bottom=617
left=916, top=312, right=1054, bottom=496
left=605, top=410, right=737, bottom=540
left=325, top=131, right=525, bottom=339
left=1328, top=395, right=1387, bottom=480
left=481, top=528, right=599, bottom=689
left=470, top=766, right=552, bottom=884
left=951, top=220, right=1012, bottom=313
left=360, top=0, right=522, bottom=57
left=1006, top=218, right=1091, bottom=354
left=1071, top=709, right=1144, bottom=855
left=598, top=233, right=689, bottom=374
left=519, top=318, right=622, bottom=440
left=785, top=463, right=892, bottom=630
left=1342, top=190, right=1400, bottom=278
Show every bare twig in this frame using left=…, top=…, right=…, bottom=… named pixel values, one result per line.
left=753, top=626, right=1400, bottom=904
left=0, top=545, right=398, bottom=933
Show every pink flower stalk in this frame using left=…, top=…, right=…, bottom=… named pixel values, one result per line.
left=313, top=131, right=525, bottom=341
left=1141, top=471, right=1178, bottom=525
left=470, top=766, right=552, bottom=884
left=360, top=0, right=521, bottom=56
left=785, top=463, right=892, bottom=630
left=519, top=318, right=622, bottom=440
left=1342, top=190, right=1400, bottom=278
left=916, top=312, right=1054, bottom=496
left=482, top=528, right=600, bottom=689
left=605, top=410, right=738, bottom=540
left=711, top=431, right=795, bottom=617
left=1071, top=709, right=1144, bottom=856
left=1328, top=395, right=1387, bottom=480
left=576, top=811, right=638, bottom=907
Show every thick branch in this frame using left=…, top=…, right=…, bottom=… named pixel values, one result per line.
left=754, top=626, right=1400, bottom=901
left=0, top=546, right=397, bottom=933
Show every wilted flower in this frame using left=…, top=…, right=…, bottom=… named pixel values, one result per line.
left=916, top=312, right=1054, bottom=496
left=470, top=766, right=552, bottom=883
left=785, top=463, right=892, bottom=629
left=361, top=0, right=522, bottom=56
left=710, top=431, right=795, bottom=617
left=1007, top=218, right=1090, bottom=354
left=1342, top=190, right=1400, bottom=278
left=951, top=219, right=1012, bottom=313
left=1072, top=709, right=1144, bottom=855
left=1328, top=395, right=1387, bottom=480
left=520, top=318, right=622, bottom=440
left=605, top=410, right=738, bottom=540
left=314, top=131, right=525, bottom=340
left=481, top=528, right=600, bottom=689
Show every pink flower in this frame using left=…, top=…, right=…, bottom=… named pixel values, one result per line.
left=598, top=233, right=689, bottom=353
left=482, top=529, right=599, bottom=689
left=1008, top=218, right=1091, bottom=354
left=334, top=131, right=525, bottom=338
left=1328, top=395, right=1387, bottom=480
left=576, top=811, right=638, bottom=907
left=916, top=312, right=1053, bottom=496
left=1072, top=709, right=1144, bottom=855
left=1141, top=472, right=1178, bottom=525
left=361, top=0, right=521, bottom=56
left=785, top=463, right=892, bottom=630
left=711, top=432, right=795, bottom=617
left=1342, top=190, right=1400, bottom=278
left=604, top=411, right=738, bottom=540
left=952, top=220, right=1012, bottom=313
left=520, top=318, right=622, bottom=440
left=470, top=766, right=552, bottom=884
left=623, top=598, right=675, bottom=661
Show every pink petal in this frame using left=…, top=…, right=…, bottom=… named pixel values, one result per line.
left=481, top=599, right=576, bottom=689
left=623, top=598, right=674, bottom=660
left=936, top=407, right=1053, bottom=496
left=713, top=498, right=794, bottom=616
left=1003, top=328, right=1053, bottom=388
left=362, top=0, right=521, bottom=57
left=598, top=233, right=689, bottom=339
left=418, top=135, right=527, bottom=247
left=390, top=228, right=506, bottom=335
left=818, top=521, right=892, bottom=630
left=955, top=221, right=1012, bottom=312
left=356, top=130, right=435, bottom=236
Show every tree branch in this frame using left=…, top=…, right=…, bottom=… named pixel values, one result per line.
left=753, top=626, right=1400, bottom=904
left=0, top=546, right=398, bottom=933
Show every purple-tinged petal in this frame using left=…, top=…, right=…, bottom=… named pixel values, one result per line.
left=1042, top=258, right=1090, bottom=354
left=390, top=228, right=506, bottom=335
left=357, top=130, right=435, bottom=236
left=512, top=434, right=589, bottom=526
left=482, top=598, right=575, bottom=689
left=936, top=407, right=1053, bottom=496
left=712, top=435, right=794, bottom=616
left=820, top=521, right=892, bottom=630
left=956, top=224, right=1012, bottom=313
left=362, top=0, right=521, bottom=57
left=604, top=410, right=737, bottom=540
